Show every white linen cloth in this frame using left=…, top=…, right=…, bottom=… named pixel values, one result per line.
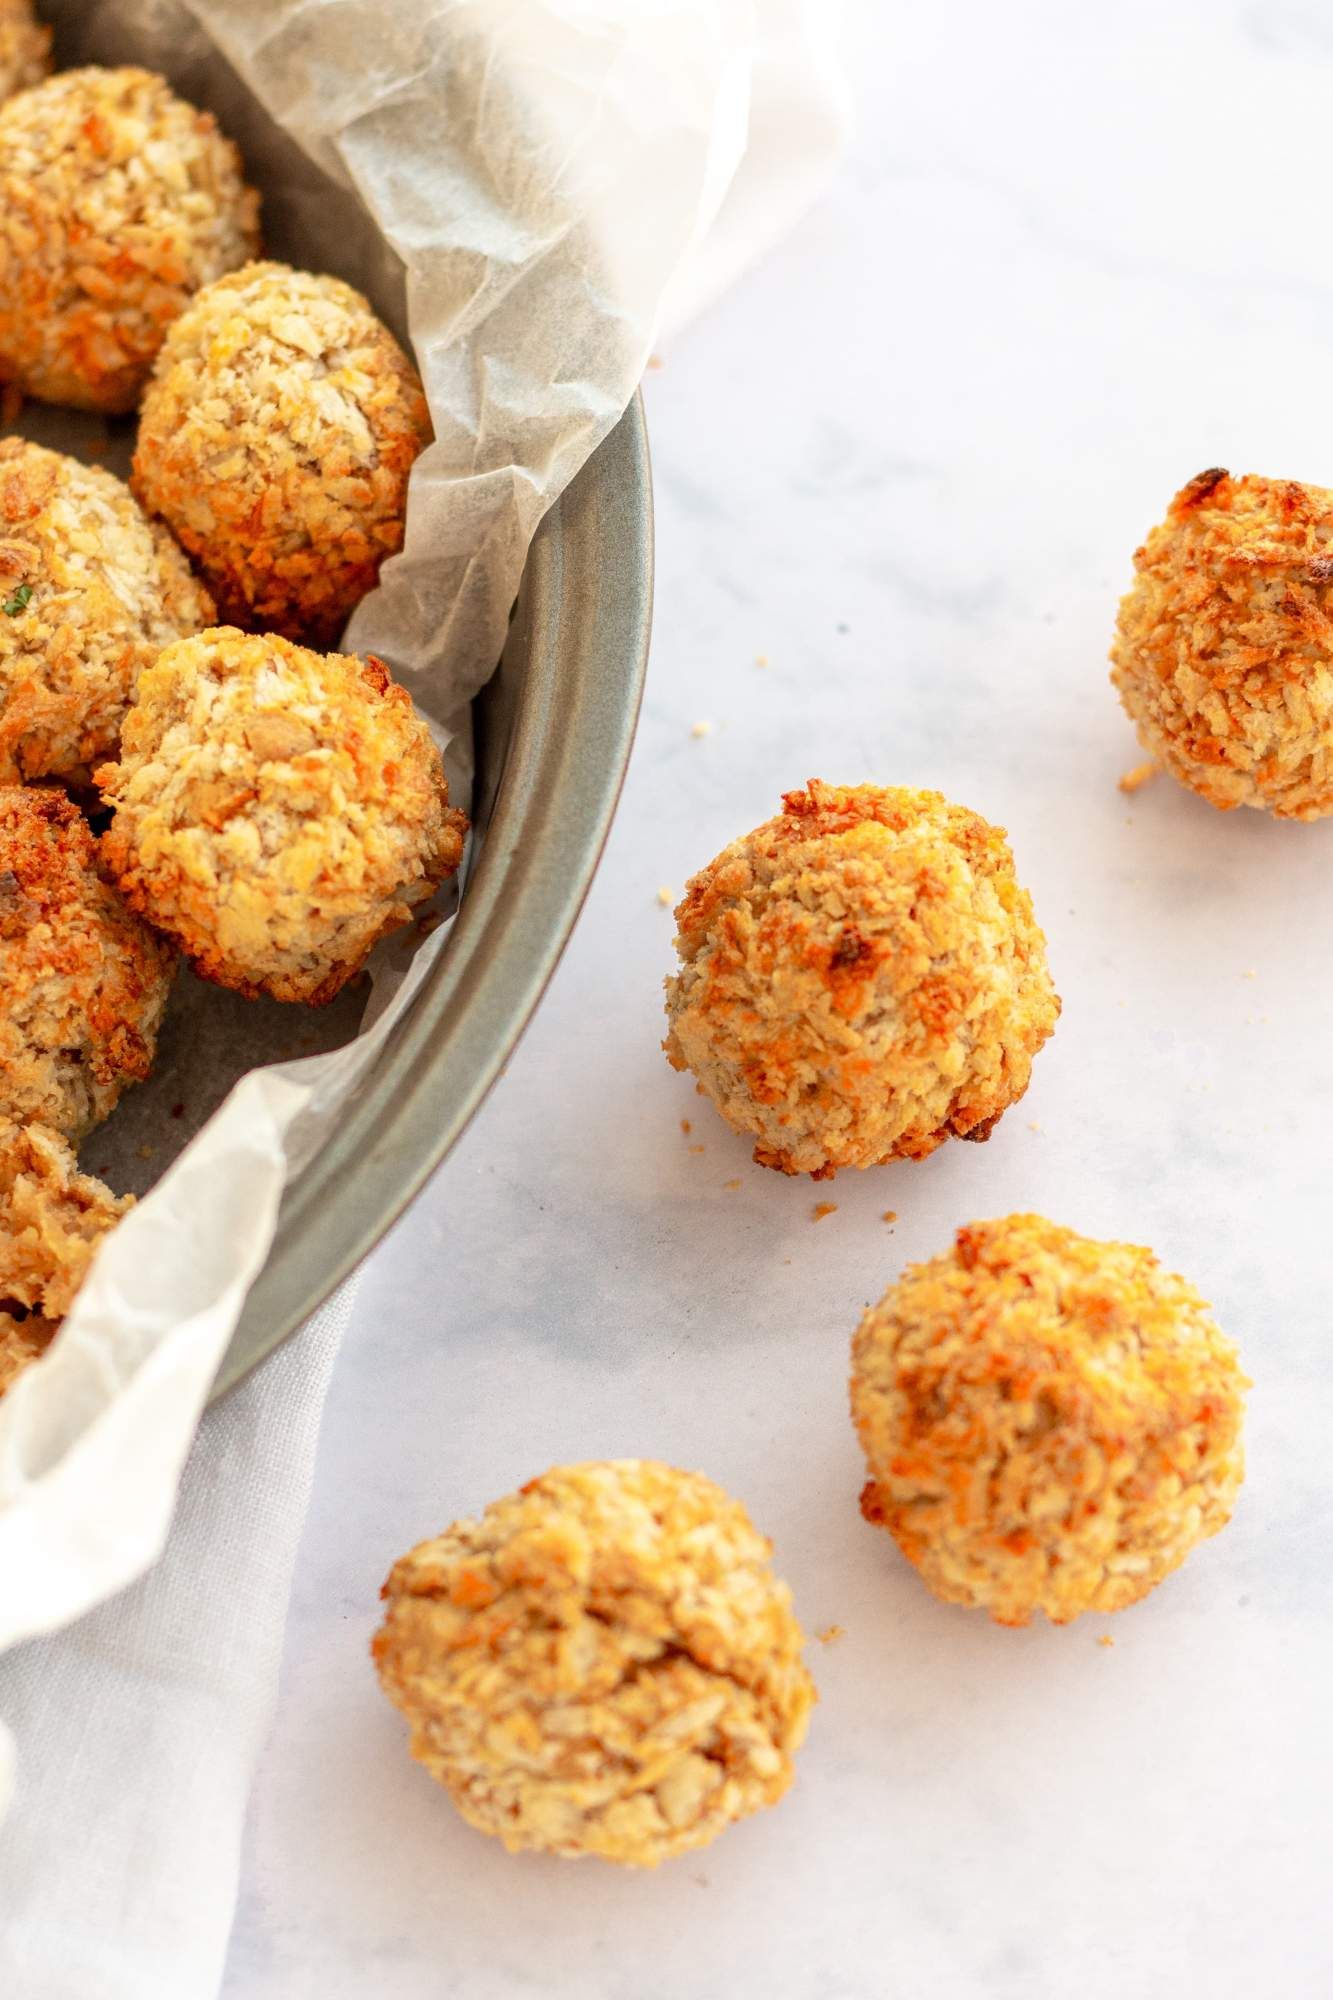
left=0, top=4, right=848, bottom=1993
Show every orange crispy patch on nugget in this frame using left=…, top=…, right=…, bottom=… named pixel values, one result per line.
left=1111, top=471, right=1333, bottom=817
left=97, top=627, right=465, bottom=1004
left=663, top=782, right=1059, bottom=1178
left=0, top=785, right=174, bottom=1137
left=133, top=261, right=429, bottom=644
left=850, top=1214, right=1248, bottom=1626
left=0, top=438, right=213, bottom=784
left=0, top=67, right=260, bottom=413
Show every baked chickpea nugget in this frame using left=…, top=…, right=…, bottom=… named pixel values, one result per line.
left=1111, top=468, right=1333, bottom=818
left=0, top=1116, right=131, bottom=1323
left=664, top=781, right=1059, bottom=1178
left=0, top=0, right=49, bottom=107
left=851, top=1215, right=1248, bottom=1627
left=0, top=786, right=174, bottom=1139
left=97, top=628, right=466, bottom=1005
left=373, top=1461, right=815, bottom=1866
left=0, top=67, right=260, bottom=414
left=133, top=261, right=430, bottom=644
left=0, top=439, right=214, bottom=785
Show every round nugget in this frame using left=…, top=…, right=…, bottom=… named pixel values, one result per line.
left=851, top=1214, right=1248, bottom=1626
left=373, top=1461, right=815, bottom=1867
left=96, top=628, right=466, bottom=1004
left=1111, top=468, right=1333, bottom=818
left=0, top=1117, right=131, bottom=1321
left=0, top=66, right=260, bottom=414
left=133, top=261, right=430, bottom=644
left=0, top=439, right=214, bottom=785
left=664, top=781, right=1059, bottom=1178
left=0, top=786, right=174, bottom=1137
left=0, top=0, right=50, bottom=106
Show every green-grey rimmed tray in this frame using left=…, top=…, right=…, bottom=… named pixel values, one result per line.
left=208, top=398, right=652, bottom=1397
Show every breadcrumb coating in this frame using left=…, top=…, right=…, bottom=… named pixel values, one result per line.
left=133, top=261, right=430, bottom=644
left=373, top=1461, right=815, bottom=1866
left=0, top=0, right=49, bottom=106
left=0, top=1306, right=54, bottom=1396
left=663, top=781, right=1059, bottom=1178
left=851, top=1214, right=1247, bottom=1626
left=0, top=1116, right=131, bottom=1320
left=96, top=627, right=466, bottom=1004
left=1111, top=469, right=1333, bottom=818
left=0, top=785, right=174, bottom=1137
left=0, top=66, right=261, bottom=414
left=0, top=438, right=214, bottom=785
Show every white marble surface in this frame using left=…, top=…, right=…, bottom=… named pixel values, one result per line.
left=222, top=5, right=1333, bottom=1993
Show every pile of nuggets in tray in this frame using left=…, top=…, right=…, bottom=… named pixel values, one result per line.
left=0, top=39, right=466, bottom=1394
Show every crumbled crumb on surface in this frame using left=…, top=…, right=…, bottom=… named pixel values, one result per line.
left=680, top=1119, right=692, bottom=1134
left=1242, top=969, right=1256, bottom=980
left=1098, top=1634, right=1115, bottom=1648
left=1028, top=1121, right=1043, bottom=1133
left=689, top=1144, right=705, bottom=1155
left=882, top=1210, right=897, bottom=1223
left=647, top=353, right=664, bottom=371
left=812, top=1202, right=837, bottom=1222
left=754, top=653, right=769, bottom=668
left=1118, top=760, right=1158, bottom=795
left=690, top=720, right=713, bottom=739
left=657, top=885, right=674, bottom=907
left=723, top=1178, right=741, bottom=1191
left=817, top=1624, right=845, bottom=1646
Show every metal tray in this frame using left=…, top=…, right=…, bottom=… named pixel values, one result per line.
left=210, top=397, right=652, bottom=1397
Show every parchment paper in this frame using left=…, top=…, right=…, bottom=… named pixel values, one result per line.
left=0, top=0, right=754, bottom=1651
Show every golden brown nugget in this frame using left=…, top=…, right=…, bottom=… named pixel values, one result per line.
left=0, top=1116, right=131, bottom=1320
left=0, top=0, right=49, bottom=106
left=664, top=780, right=1059, bottom=1178
left=0, top=786, right=174, bottom=1138
left=1111, top=468, right=1333, bottom=817
left=97, top=628, right=466, bottom=1004
left=133, top=262, right=430, bottom=644
left=851, top=1214, right=1248, bottom=1626
left=373, top=1461, right=815, bottom=1866
left=0, top=438, right=214, bottom=785
left=0, top=66, right=260, bottom=413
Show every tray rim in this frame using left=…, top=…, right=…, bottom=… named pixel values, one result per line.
left=209, top=395, right=653, bottom=1400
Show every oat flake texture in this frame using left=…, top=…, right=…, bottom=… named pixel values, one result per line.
left=663, top=780, right=1059, bottom=1178
left=0, top=785, right=175, bottom=1140
left=96, top=627, right=467, bottom=1005
left=0, top=437, right=214, bottom=786
left=0, top=65, right=261, bottom=413
left=1111, top=468, right=1333, bottom=818
left=851, top=1214, right=1248, bottom=1626
left=133, top=260, right=431, bottom=645
left=373, top=1460, right=816, bottom=1866
left=0, top=1118, right=131, bottom=1334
